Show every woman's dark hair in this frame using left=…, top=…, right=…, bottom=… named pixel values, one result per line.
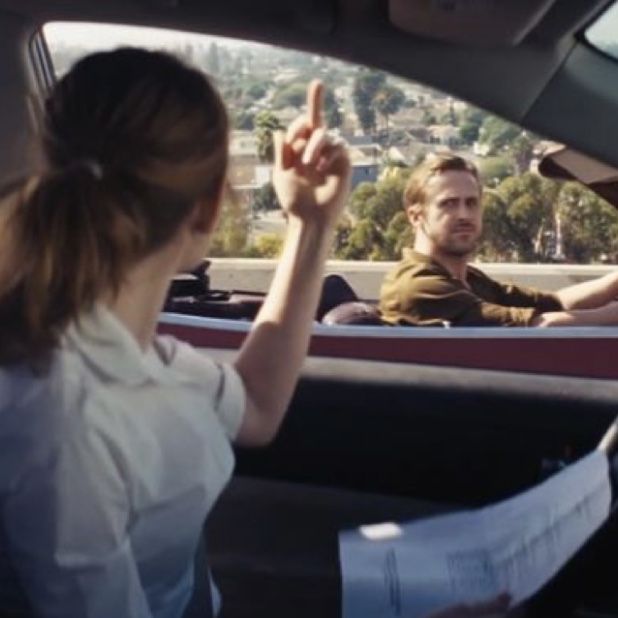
left=0, top=48, right=229, bottom=364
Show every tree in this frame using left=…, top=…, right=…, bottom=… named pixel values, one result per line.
left=478, top=116, right=521, bottom=154
left=233, top=109, right=255, bottom=130
left=205, top=42, right=220, bottom=77
left=246, top=233, right=284, bottom=258
left=511, top=134, right=535, bottom=175
left=477, top=156, right=513, bottom=186
left=482, top=174, right=560, bottom=262
left=245, top=82, right=267, bottom=101
left=458, top=107, right=487, bottom=144
left=374, top=84, right=406, bottom=130
left=336, top=219, right=383, bottom=260
left=478, top=191, right=518, bottom=261
left=252, top=182, right=279, bottom=212
left=209, top=196, right=251, bottom=257
left=352, top=69, right=386, bottom=134
left=421, top=109, right=437, bottom=126
left=383, top=211, right=415, bottom=261
left=272, top=83, right=307, bottom=109
left=324, top=89, right=343, bottom=129
left=254, top=110, right=283, bottom=163
left=556, top=182, right=618, bottom=262
left=335, top=170, right=412, bottom=260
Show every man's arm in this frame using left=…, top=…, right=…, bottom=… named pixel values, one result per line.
left=532, top=300, right=618, bottom=326
left=555, top=271, right=618, bottom=310
left=382, top=274, right=543, bottom=327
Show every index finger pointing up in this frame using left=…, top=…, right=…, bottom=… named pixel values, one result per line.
left=307, top=80, right=324, bottom=129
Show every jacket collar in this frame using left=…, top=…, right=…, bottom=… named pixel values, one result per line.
left=403, top=248, right=483, bottom=284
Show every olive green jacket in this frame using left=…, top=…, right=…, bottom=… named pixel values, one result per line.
left=379, top=250, right=562, bottom=327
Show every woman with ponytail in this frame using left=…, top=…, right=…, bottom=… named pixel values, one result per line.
left=0, top=48, right=351, bottom=618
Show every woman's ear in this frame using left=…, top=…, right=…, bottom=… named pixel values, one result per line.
left=192, top=177, right=228, bottom=235
left=189, top=197, right=220, bottom=235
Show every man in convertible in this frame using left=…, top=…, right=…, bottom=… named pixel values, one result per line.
left=379, top=153, right=618, bottom=327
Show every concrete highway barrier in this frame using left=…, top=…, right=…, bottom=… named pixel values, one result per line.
left=207, top=259, right=617, bottom=298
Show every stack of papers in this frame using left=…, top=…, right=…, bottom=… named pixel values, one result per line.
left=339, top=450, right=610, bottom=618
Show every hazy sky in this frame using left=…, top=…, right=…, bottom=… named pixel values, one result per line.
left=45, top=5, right=618, bottom=52
left=44, top=22, right=260, bottom=51
left=586, top=2, right=618, bottom=45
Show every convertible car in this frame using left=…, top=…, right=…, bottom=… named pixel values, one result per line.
left=159, top=143, right=618, bottom=381
left=3, top=1, right=618, bottom=618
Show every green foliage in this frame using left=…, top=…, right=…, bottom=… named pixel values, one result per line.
left=459, top=122, right=479, bottom=144
left=335, top=218, right=382, bottom=260
left=352, top=73, right=404, bottom=134
left=254, top=110, right=283, bottom=163
left=335, top=167, right=618, bottom=265
left=480, top=174, right=560, bottom=262
left=246, top=234, right=284, bottom=258
left=374, top=85, right=406, bottom=129
left=349, top=176, right=406, bottom=230
left=252, top=182, right=279, bottom=212
left=245, top=82, right=267, bottom=101
left=209, top=196, right=251, bottom=257
left=352, top=69, right=386, bottom=134
left=504, top=174, right=558, bottom=261
left=457, top=107, right=487, bottom=144
left=556, top=183, right=618, bottom=263
left=477, top=156, right=514, bottom=186
left=421, top=110, right=437, bottom=126
left=335, top=169, right=411, bottom=261
left=478, top=117, right=521, bottom=154
left=272, top=83, right=307, bottom=109
left=233, top=110, right=255, bottom=130
left=324, top=89, right=343, bottom=129
left=511, top=134, right=535, bottom=174
left=477, top=191, right=516, bottom=261
left=383, top=211, right=415, bottom=260
left=476, top=175, right=618, bottom=263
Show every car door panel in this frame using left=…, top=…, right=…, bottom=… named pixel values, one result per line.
left=205, top=355, right=618, bottom=618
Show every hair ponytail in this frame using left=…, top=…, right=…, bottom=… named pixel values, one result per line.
left=0, top=47, right=229, bottom=366
left=0, top=168, right=137, bottom=363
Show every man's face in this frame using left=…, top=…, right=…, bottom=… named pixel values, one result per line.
left=411, top=170, right=482, bottom=257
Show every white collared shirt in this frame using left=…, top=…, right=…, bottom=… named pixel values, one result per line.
left=0, top=305, right=246, bottom=618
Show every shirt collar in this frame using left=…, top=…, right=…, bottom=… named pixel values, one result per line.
left=64, top=304, right=169, bottom=386
left=403, top=248, right=482, bottom=284
left=403, top=248, right=451, bottom=276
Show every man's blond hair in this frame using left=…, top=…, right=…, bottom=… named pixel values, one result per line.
left=403, top=153, right=480, bottom=211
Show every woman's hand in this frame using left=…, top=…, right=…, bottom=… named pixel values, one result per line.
left=272, top=80, right=351, bottom=230
left=233, top=80, right=351, bottom=447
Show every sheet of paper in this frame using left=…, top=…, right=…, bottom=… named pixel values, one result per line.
left=339, top=450, right=610, bottom=618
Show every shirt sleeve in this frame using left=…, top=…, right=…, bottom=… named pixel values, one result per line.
left=2, top=420, right=152, bottom=618
left=489, top=280, right=563, bottom=313
left=394, top=275, right=548, bottom=327
left=154, top=336, right=246, bottom=440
